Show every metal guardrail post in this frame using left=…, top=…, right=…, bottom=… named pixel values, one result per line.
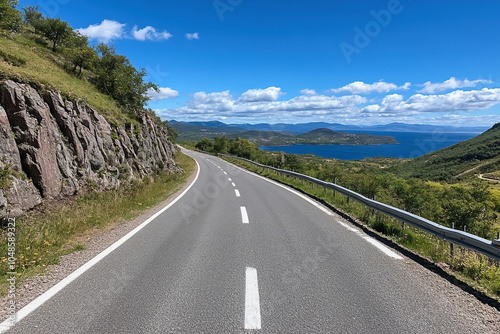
left=450, top=222, right=455, bottom=257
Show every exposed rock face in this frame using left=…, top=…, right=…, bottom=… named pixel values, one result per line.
left=0, top=80, right=178, bottom=219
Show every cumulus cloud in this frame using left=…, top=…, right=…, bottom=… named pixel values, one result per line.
left=361, top=88, right=500, bottom=115
left=78, top=20, right=172, bottom=42
left=157, top=88, right=366, bottom=121
left=77, top=20, right=126, bottom=43
left=132, top=26, right=172, bottom=41
left=239, top=87, right=284, bottom=102
left=155, top=83, right=500, bottom=124
left=300, top=89, right=317, bottom=95
left=332, top=81, right=411, bottom=95
left=186, top=32, right=199, bottom=40
left=418, top=77, right=493, bottom=94
left=147, top=87, right=179, bottom=101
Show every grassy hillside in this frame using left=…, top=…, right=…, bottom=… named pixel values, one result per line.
left=395, top=123, right=500, bottom=181
left=0, top=33, right=140, bottom=127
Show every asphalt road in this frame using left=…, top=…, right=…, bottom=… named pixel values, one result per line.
left=3, top=150, right=494, bottom=333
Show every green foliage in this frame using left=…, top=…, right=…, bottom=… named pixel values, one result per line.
left=22, top=5, right=42, bottom=34
left=396, top=124, right=500, bottom=181
left=0, top=0, right=22, bottom=32
left=38, top=17, right=72, bottom=52
left=93, top=43, right=158, bottom=111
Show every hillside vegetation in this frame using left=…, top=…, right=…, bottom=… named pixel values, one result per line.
left=0, top=2, right=171, bottom=130
left=395, top=123, right=500, bottom=181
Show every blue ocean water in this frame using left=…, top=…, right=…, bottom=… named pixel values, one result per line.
left=260, top=131, right=480, bottom=160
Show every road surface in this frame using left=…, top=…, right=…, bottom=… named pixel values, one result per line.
left=3, top=150, right=497, bottom=333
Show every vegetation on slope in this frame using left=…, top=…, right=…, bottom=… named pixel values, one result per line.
left=394, top=123, right=500, bottom=181
left=0, top=1, right=161, bottom=127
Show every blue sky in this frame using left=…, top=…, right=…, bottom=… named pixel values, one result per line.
left=19, top=0, right=500, bottom=126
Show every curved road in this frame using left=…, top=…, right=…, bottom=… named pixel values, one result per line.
left=3, top=150, right=497, bottom=333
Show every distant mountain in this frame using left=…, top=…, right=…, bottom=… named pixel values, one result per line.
left=171, top=121, right=397, bottom=146
left=395, top=123, right=500, bottom=181
left=171, top=120, right=488, bottom=134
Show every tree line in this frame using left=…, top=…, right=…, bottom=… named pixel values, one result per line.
left=0, top=0, right=158, bottom=112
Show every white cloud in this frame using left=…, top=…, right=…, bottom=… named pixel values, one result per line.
left=300, top=89, right=317, bottom=95
left=132, top=26, right=172, bottom=41
left=418, top=77, right=492, bottom=94
left=332, top=81, right=411, bottom=95
left=186, top=32, right=199, bottom=40
left=147, top=87, right=179, bottom=101
left=77, top=20, right=126, bottom=43
left=77, top=20, right=172, bottom=42
left=157, top=88, right=366, bottom=121
left=361, top=88, right=500, bottom=115
left=239, top=87, right=284, bottom=102
left=154, top=84, right=500, bottom=125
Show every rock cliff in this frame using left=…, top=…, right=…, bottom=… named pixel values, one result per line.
left=0, top=80, right=178, bottom=218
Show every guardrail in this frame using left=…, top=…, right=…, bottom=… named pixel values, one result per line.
left=218, top=153, right=500, bottom=261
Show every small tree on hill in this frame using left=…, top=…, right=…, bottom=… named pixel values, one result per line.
left=39, top=18, right=71, bottom=52
left=0, top=0, right=22, bottom=32
left=22, top=5, right=43, bottom=34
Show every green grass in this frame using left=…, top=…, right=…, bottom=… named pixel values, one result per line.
left=395, top=123, right=500, bottom=181
left=225, top=157, right=500, bottom=300
left=0, top=33, right=136, bottom=127
left=0, top=152, right=195, bottom=295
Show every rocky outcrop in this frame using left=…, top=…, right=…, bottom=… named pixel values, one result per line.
left=0, top=80, right=178, bottom=219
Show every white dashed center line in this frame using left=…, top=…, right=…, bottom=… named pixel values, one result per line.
left=232, top=182, right=236, bottom=187
left=240, top=206, right=249, bottom=224
left=244, top=267, right=261, bottom=330
left=235, top=189, right=241, bottom=197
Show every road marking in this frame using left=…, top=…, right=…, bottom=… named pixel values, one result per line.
left=235, top=189, right=241, bottom=197
left=232, top=182, right=236, bottom=187
left=337, top=221, right=403, bottom=259
left=240, top=206, right=249, bottom=224
left=245, top=267, right=262, bottom=330
left=0, top=158, right=202, bottom=334
left=223, top=171, right=227, bottom=175
left=362, top=237, right=403, bottom=259
left=228, top=162, right=403, bottom=260
left=230, top=164, right=333, bottom=217
left=228, top=178, right=232, bottom=181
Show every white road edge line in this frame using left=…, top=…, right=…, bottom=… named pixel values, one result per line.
left=227, top=160, right=403, bottom=260
left=362, top=237, right=403, bottom=259
left=240, top=206, right=249, bottom=224
left=0, top=158, right=202, bottom=333
left=235, top=189, right=241, bottom=197
left=337, top=221, right=403, bottom=259
left=245, top=267, right=262, bottom=330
